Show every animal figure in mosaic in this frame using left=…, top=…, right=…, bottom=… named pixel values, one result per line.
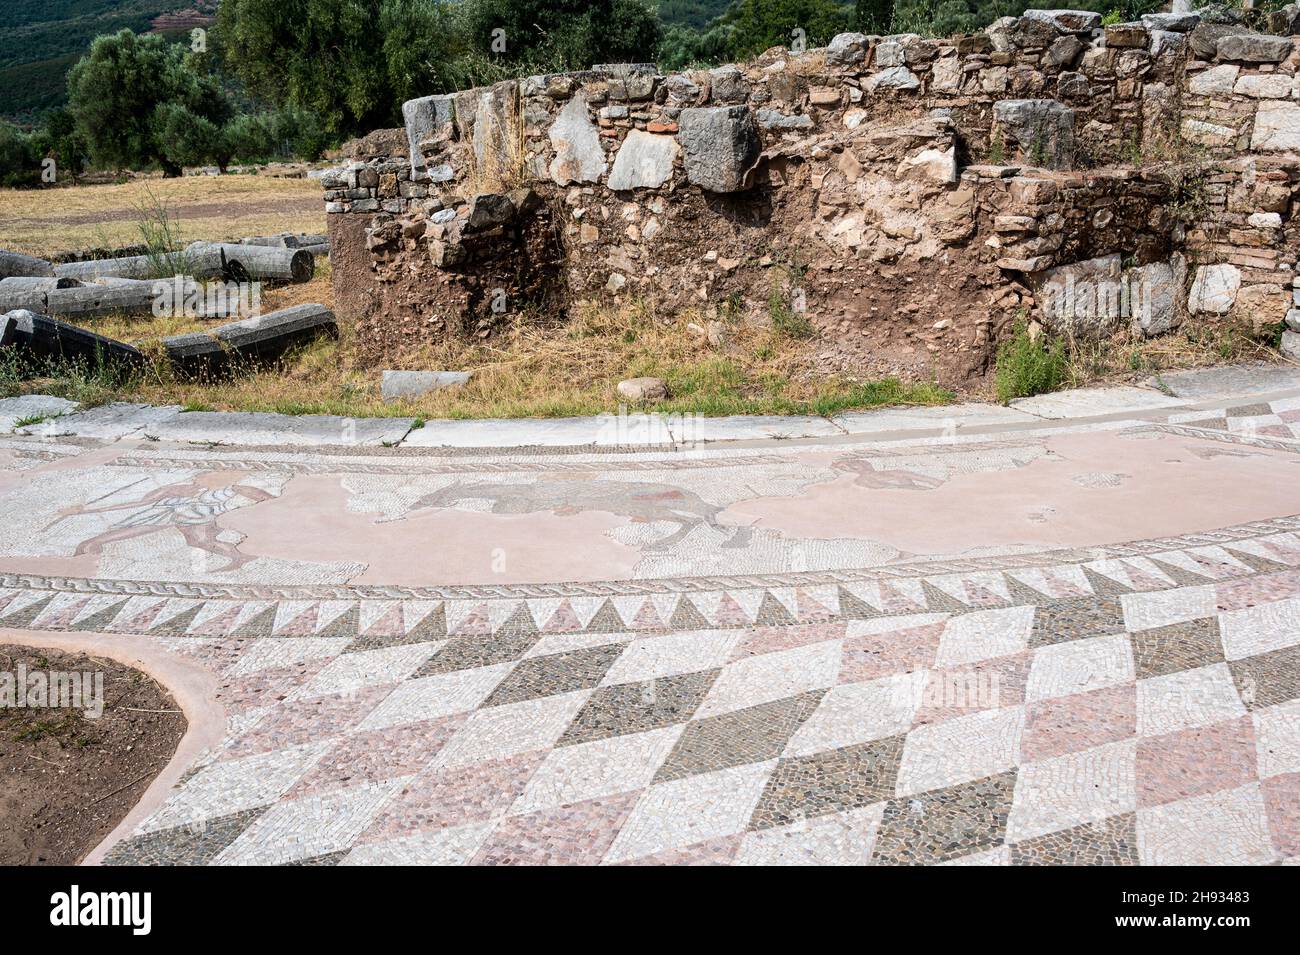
left=830, top=442, right=1052, bottom=490
left=833, top=460, right=948, bottom=490
left=408, top=478, right=754, bottom=549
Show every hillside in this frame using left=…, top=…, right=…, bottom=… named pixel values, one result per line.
left=0, top=1, right=216, bottom=123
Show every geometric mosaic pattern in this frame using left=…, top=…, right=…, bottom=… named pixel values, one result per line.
left=3, top=515, right=1300, bottom=643
left=1167, top=395, right=1300, bottom=444
left=91, top=540, right=1300, bottom=865
left=6, top=395, right=1300, bottom=865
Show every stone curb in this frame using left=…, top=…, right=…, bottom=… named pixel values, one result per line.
left=3, top=362, right=1298, bottom=450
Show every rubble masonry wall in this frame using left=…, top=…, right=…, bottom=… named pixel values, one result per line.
left=322, top=11, right=1300, bottom=384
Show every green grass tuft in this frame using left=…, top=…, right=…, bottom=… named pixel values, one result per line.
left=995, top=323, right=1067, bottom=403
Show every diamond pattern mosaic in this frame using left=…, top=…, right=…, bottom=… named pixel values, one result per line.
left=3, top=400, right=1300, bottom=865
left=64, top=526, right=1296, bottom=866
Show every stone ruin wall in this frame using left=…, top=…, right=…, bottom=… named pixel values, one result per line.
left=322, top=10, right=1300, bottom=385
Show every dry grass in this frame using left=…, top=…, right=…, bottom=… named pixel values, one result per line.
left=0, top=175, right=324, bottom=258
left=34, top=284, right=952, bottom=419
left=1063, top=320, right=1287, bottom=389
left=22, top=267, right=1289, bottom=420
left=9, top=288, right=1291, bottom=420
left=459, top=95, right=528, bottom=198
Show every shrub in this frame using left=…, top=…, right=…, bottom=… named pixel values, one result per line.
left=265, top=107, right=329, bottom=161
left=218, top=0, right=471, bottom=135
left=0, top=120, right=39, bottom=186
left=457, top=0, right=662, bottom=74
left=27, top=108, right=90, bottom=182
left=154, top=102, right=231, bottom=171
left=225, top=107, right=330, bottom=163
left=224, top=112, right=277, bottom=163
left=994, top=322, right=1067, bottom=403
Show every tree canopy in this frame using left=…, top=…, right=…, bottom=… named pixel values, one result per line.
left=215, top=0, right=661, bottom=135
left=66, top=29, right=231, bottom=174
left=23, top=0, right=1181, bottom=178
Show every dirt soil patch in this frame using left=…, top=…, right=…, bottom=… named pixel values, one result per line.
left=0, top=644, right=185, bottom=865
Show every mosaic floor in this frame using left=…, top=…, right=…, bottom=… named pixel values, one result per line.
left=3, top=397, right=1300, bottom=865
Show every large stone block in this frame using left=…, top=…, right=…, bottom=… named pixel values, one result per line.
left=143, top=411, right=412, bottom=447
left=1131, top=254, right=1187, bottom=338
left=1251, top=102, right=1300, bottom=152
left=931, top=55, right=963, bottom=92
left=1181, top=118, right=1238, bottom=149
left=1234, top=283, right=1290, bottom=333
left=0, top=277, right=54, bottom=313
left=1149, top=30, right=1186, bottom=58
left=1215, top=34, right=1294, bottom=64
left=0, top=250, right=54, bottom=279
left=756, top=109, right=814, bottom=130
left=42, top=280, right=160, bottom=317
left=162, top=304, right=338, bottom=375
left=1104, top=23, right=1149, bottom=49
left=1234, top=74, right=1296, bottom=99
left=665, top=74, right=702, bottom=106
left=1045, top=35, right=1085, bottom=68
left=381, top=370, right=470, bottom=401
left=1057, top=71, right=1090, bottom=100
left=1188, top=264, right=1241, bottom=315
left=1011, top=17, right=1059, bottom=48
left=548, top=93, right=607, bottom=186
left=678, top=106, right=760, bottom=193
left=1141, top=12, right=1200, bottom=33
left=992, top=99, right=1075, bottom=169
left=1188, top=64, right=1240, bottom=96
left=897, top=146, right=957, bottom=183
left=183, top=243, right=316, bottom=283
left=867, top=66, right=921, bottom=91
left=464, top=193, right=517, bottom=233
left=1282, top=329, right=1300, bottom=361
left=708, top=65, right=750, bottom=105
left=607, top=130, right=679, bottom=191
left=826, top=32, right=869, bottom=67
left=875, top=34, right=920, bottom=67
left=0, top=276, right=77, bottom=292
left=55, top=251, right=212, bottom=282
left=986, top=16, right=1019, bottom=53
left=1020, top=10, right=1103, bottom=34
left=1188, top=22, right=1240, bottom=60
left=238, top=233, right=329, bottom=250
left=400, top=94, right=453, bottom=176
left=2, top=309, right=142, bottom=367
left=1037, top=254, right=1124, bottom=336
left=597, top=63, right=658, bottom=100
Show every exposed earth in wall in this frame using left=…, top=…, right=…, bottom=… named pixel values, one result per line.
left=323, top=9, right=1300, bottom=387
